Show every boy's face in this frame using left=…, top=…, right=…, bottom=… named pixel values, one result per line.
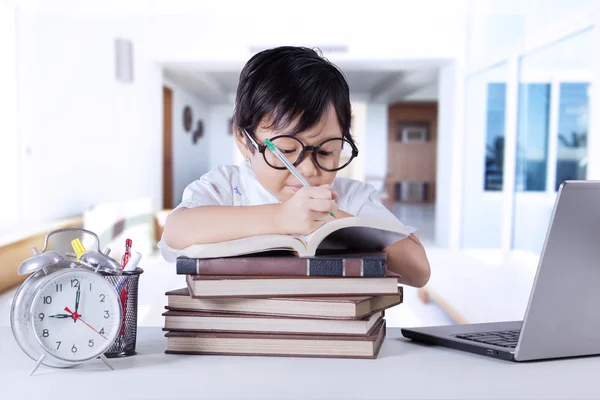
left=238, top=105, right=342, bottom=202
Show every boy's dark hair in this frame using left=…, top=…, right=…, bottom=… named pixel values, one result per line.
left=233, top=46, right=353, bottom=152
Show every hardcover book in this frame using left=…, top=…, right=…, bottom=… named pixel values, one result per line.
left=186, top=272, right=401, bottom=298
left=175, top=251, right=387, bottom=277
left=165, top=287, right=403, bottom=319
left=162, top=310, right=383, bottom=335
left=165, top=319, right=387, bottom=359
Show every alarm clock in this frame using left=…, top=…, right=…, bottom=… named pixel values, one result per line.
left=10, top=228, right=123, bottom=375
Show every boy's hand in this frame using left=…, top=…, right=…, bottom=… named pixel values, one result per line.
left=276, top=185, right=339, bottom=235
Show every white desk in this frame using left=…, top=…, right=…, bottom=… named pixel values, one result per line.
left=2, top=327, right=600, bottom=399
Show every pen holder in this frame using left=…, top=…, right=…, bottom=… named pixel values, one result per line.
left=102, top=268, right=144, bottom=358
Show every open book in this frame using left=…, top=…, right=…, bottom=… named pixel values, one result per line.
left=174, top=216, right=415, bottom=259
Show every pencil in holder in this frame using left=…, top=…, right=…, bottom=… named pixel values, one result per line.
left=102, top=268, right=144, bottom=357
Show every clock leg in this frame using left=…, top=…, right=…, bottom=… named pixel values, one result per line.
left=29, top=354, right=46, bottom=376
left=99, top=354, right=114, bottom=370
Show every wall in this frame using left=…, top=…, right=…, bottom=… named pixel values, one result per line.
left=343, top=98, right=366, bottom=181
left=163, top=78, right=210, bottom=206
left=403, top=83, right=438, bottom=101
left=436, top=61, right=466, bottom=249
left=467, top=0, right=597, bottom=68
left=387, top=102, right=438, bottom=202
left=207, top=104, right=237, bottom=169
left=363, top=104, right=388, bottom=191
left=16, top=11, right=163, bottom=227
left=0, top=3, right=19, bottom=235
left=147, top=0, right=468, bottom=64
left=588, top=8, right=600, bottom=180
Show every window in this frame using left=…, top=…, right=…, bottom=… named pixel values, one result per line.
left=515, top=83, right=550, bottom=191
left=515, top=29, right=592, bottom=193
left=461, top=63, right=508, bottom=248
left=512, top=28, right=592, bottom=253
left=484, top=83, right=506, bottom=190
left=556, top=82, right=589, bottom=190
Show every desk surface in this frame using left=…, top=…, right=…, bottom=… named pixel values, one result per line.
left=2, top=326, right=600, bottom=400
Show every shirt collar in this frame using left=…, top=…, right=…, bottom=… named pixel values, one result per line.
left=238, top=160, right=280, bottom=205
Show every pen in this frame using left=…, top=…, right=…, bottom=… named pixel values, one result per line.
left=118, top=285, right=128, bottom=344
left=116, top=252, right=141, bottom=295
left=264, top=138, right=335, bottom=217
left=121, top=238, right=132, bottom=268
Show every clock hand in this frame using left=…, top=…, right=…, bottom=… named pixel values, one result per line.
left=64, top=306, right=107, bottom=340
left=74, top=286, right=81, bottom=322
left=48, top=314, right=72, bottom=318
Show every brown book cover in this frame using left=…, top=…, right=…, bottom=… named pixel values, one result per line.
left=162, top=309, right=383, bottom=336
left=185, top=272, right=401, bottom=298
left=165, top=287, right=403, bottom=319
left=164, top=319, right=386, bottom=359
left=176, top=251, right=387, bottom=277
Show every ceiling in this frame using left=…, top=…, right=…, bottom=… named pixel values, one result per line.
left=163, top=61, right=442, bottom=105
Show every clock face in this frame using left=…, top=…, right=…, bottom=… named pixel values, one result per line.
left=31, top=269, right=121, bottom=362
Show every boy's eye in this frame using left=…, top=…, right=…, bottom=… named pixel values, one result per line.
left=280, top=148, right=297, bottom=154
left=318, top=150, right=334, bottom=157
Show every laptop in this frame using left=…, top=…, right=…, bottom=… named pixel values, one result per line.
left=401, top=180, right=600, bottom=361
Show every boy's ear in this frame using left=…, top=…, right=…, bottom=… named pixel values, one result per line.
left=233, top=126, right=251, bottom=159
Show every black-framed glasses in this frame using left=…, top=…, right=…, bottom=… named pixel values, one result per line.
left=243, top=129, right=359, bottom=172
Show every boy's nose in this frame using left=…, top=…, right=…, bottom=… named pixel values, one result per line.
left=296, top=153, right=319, bottom=178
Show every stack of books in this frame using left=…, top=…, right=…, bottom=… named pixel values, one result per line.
left=163, top=216, right=410, bottom=359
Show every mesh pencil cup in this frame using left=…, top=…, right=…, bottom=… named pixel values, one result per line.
left=102, top=267, right=144, bottom=357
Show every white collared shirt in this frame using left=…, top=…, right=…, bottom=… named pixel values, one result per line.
left=157, top=161, right=403, bottom=262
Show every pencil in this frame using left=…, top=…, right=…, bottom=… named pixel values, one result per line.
left=265, top=138, right=335, bottom=217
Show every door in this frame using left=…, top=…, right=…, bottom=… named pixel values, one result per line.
left=162, top=86, right=173, bottom=209
left=387, top=102, right=438, bottom=203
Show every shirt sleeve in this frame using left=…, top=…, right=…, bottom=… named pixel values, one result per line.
left=352, top=182, right=397, bottom=220
left=157, top=166, right=234, bottom=262
left=175, top=169, right=234, bottom=211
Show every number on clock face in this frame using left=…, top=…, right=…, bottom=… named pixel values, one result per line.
left=31, top=271, right=121, bottom=361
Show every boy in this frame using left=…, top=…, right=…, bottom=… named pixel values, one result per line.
left=159, top=46, right=430, bottom=288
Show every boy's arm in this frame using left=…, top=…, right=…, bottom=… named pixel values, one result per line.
left=385, top=234, right=431, bottom=288
left=163, top=186, right=339, bottom=250
left=333, top=208, right=430, bottom=287
left=162, top=205, right=283, bottom=249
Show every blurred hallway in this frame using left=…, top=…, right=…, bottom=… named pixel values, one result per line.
left=392, top=203, right=436, bottom=247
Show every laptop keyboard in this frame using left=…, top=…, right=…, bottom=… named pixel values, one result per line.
left=455, top=329, right=520, bottom=348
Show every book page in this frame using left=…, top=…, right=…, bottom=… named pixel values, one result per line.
left=303, top=217, right=415, bottom=255
left=176, top=235, right=307, bottom=259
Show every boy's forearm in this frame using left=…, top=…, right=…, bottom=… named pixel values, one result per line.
left=385, top=234, right=431, bottom=288
left=163, top=204, right=282, bottom=249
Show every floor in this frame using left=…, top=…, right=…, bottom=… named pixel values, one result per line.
left=0, top=202, right=455, bottom=329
